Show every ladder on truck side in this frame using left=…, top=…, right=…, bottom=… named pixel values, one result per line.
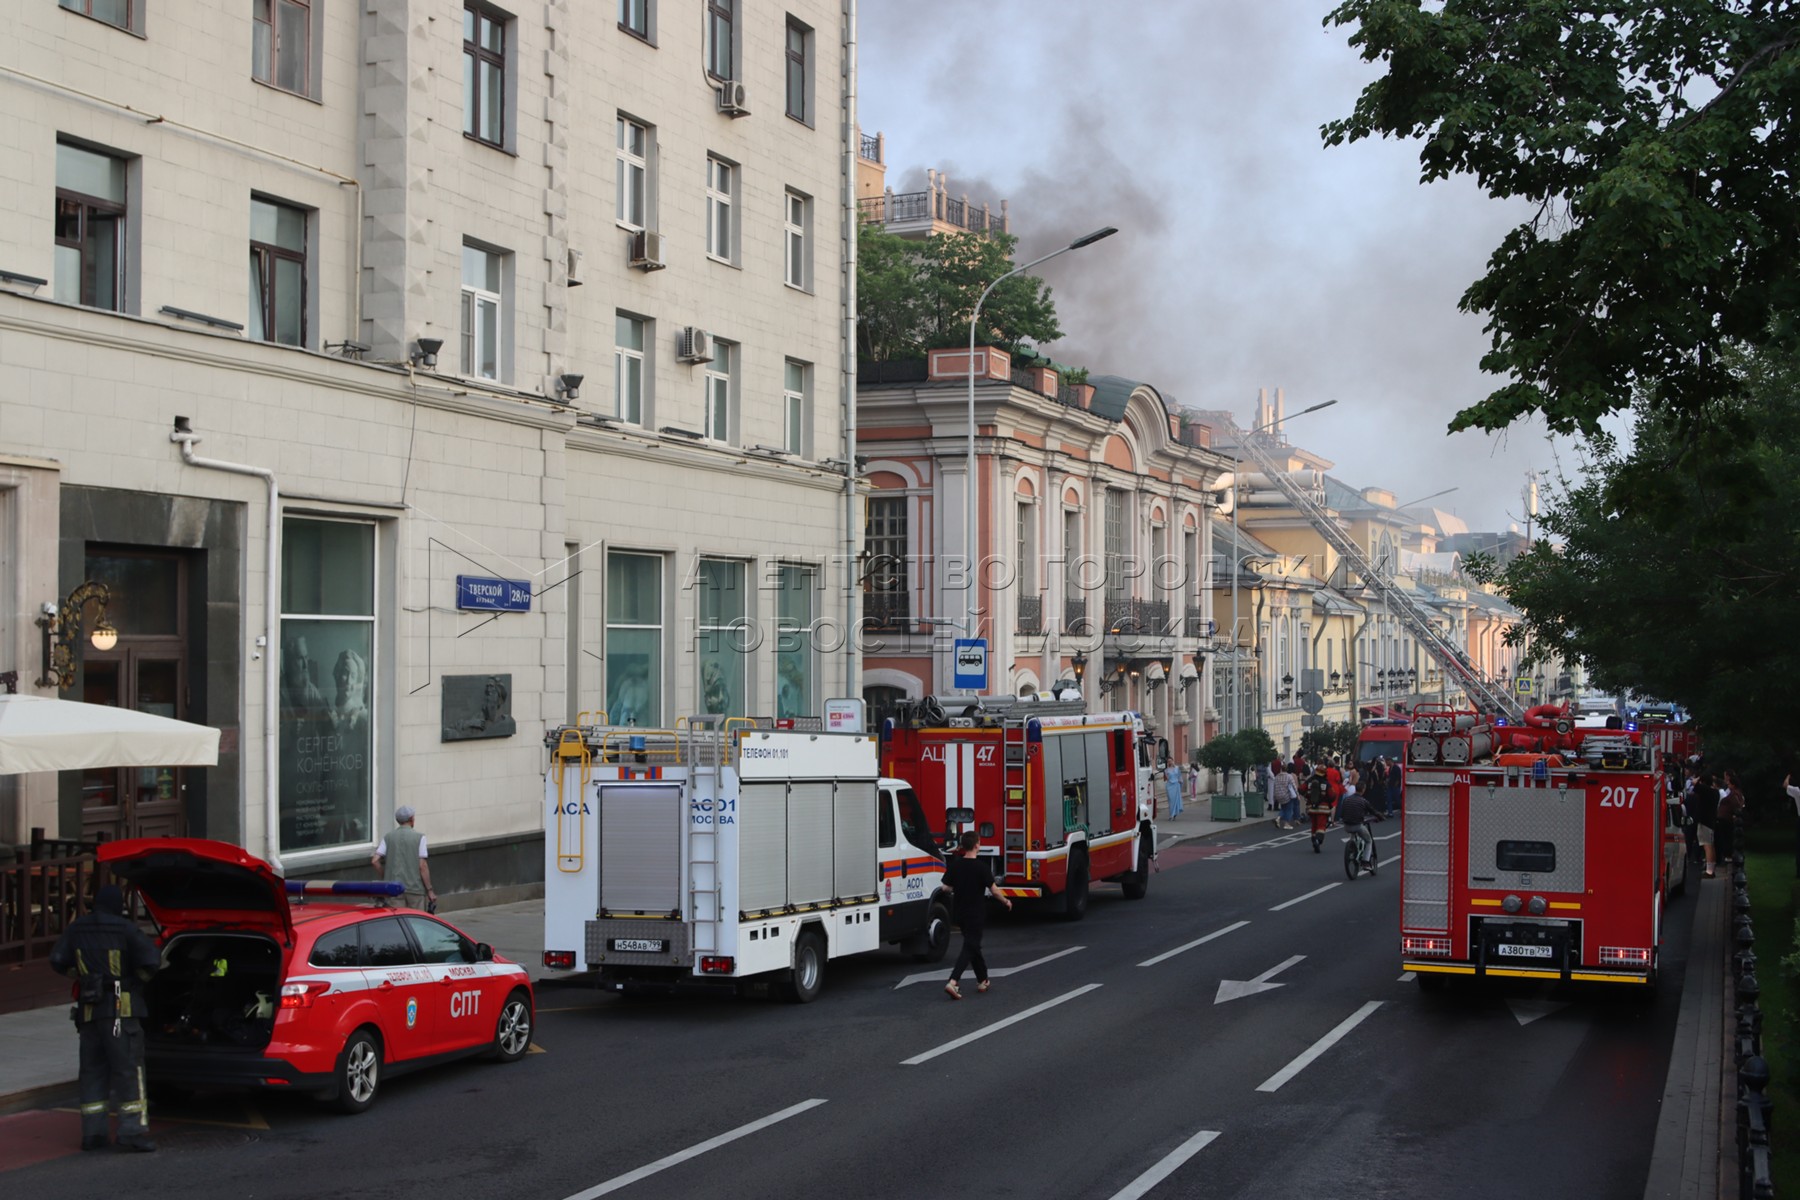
left=1000, top=716, right=1029, bottom=880
left=683, top=716, right=731, bottom=963
left=1223, top=416, right=1521, bottom=720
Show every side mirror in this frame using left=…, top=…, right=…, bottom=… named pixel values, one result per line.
left=475, top=942, right=495, bottom=962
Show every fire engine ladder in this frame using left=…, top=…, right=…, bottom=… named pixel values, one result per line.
left=1224, top=418, right=1522, bottom=720
left=683, top=716, right=727, bottom=957
left=1000, top=717, right=1030, bottom=880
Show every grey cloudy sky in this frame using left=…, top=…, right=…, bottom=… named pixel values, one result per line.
left=857, top=0, right=1572, bottom=532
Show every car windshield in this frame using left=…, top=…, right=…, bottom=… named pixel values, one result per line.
left=1357, top=740, right=1404, bottom=767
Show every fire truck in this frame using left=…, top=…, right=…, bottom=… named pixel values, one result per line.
left=878, top=696, right=1156, bottom=919
left=540, top=716, right=948, bottom=1002
left=1400, top=703, right=1687, bottom=989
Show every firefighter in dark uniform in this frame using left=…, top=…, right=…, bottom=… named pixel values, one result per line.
left=49, top=884, right=161, bottom=1152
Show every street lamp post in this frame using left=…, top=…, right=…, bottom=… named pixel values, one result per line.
left=965, top=226, right=1118, bottom=652
left=1226, top=398, right=1337, bottom=734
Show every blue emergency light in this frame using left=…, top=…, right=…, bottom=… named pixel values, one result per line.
left=629, top=735, right=647, bottom=752
left=1531, top=758, right=1549, bottom=781
left=285, top=880, right=406, bottom=897
left=1494, top=718, right=1509, bottom=727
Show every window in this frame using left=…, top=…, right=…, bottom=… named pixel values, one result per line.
left=615, top=313, right=646, bottom=423
left=782, top=359, right=807, bottom=455
left=358, top=918, right=414, bottom=967
left=253, top=0, right=311, bottom=95
left=866, top=495, right=909, bottom=625
left=606, top=552, right=662, bottom=726
left=463, top=4, right=506, bottom=148
left=616, top=116, right=649, bottom=229
left=1104, top=490, right=1127, bottom=600
left=783, top=190, right=809, bottom=289
left=706, top=0, right=734, bottom=79
left=279, top=517, right=376, bottom=855
left=776, top=564, right=814, bottom=719
left=308, top=926, right=361, bottom=968
left=1151, top=522, right=1167, bottom=599
left=704, top=340, right=734, bottom=441
left=1064, top=507, right=1082, bottom=607
left=403, top=917, right=474, bottom=965
left=706, top=156, right=736, bottom=263
left=785, top=17, right=812, bottom=123
left=1017, top=500, right=1035, bottom=592
left=618, top=0, right=651, bottom=40
left=54, top=142, right=126, bottom=311
left=697, top=559, right=747, bottom=717
left=59, top=0, right=135, bottom=32
left=249, top=197, right=307, bottom=346
left=460, top=243, right=503, bottom=380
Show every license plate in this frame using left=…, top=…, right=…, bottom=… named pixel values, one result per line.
left=610, top=938, right=666, bottom=953
left=1494, top=943, right=1553, bottom=958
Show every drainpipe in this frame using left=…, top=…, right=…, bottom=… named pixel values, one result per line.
left=841, top=0, right=860, bottom=699
left=169, top=417, right=282, bottom=871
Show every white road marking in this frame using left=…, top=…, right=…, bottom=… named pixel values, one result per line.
left=894, top=946, right=1084, bottom=989
left=1215, top=954, right=1306, bottom=1004
left=1105, top=1128, right=1223, bottom=1200
left=1398, top=971, right=1415, bottom=982
left=901, top=984, right=1102, bottom=1065
left=559, top=1098, right=827, bottom=1198
left=1257, top=1000, right=1384, bottom=1092
left=1271, top=882, right=1342, bottom=911
left=1376, top=831, right=1403, bottom=841
left=1138, top=920, right=1250, bottom=967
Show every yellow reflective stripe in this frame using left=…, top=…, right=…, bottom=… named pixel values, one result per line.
left=119, top=993, right=132, bottom=1018
left=76, top=949, right=87, bottom=976
left=80, top=1102, right=107, bottom=1114
left=1548, top=902, right=1582, bottom=910
left=108, top=948, right=122, bottom=976
left=1469, top=899, right=1503, bottom=907
left=120, top=1101, right=145, bottom=1114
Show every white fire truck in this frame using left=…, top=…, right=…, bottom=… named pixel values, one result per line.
left=1400, top=704, right=1687, bottom=989
left=877, top=696, right=1156, bottom=919
left=541, top=717, right=947, bottom=1002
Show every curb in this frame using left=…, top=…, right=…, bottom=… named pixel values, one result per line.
left=0, top=1080, right=76, bottom=1119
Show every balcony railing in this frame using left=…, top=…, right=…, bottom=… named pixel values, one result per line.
left=860, top=132, right=881, bottom=162
left=858, top=191, right=1003, bottom=235
left=864, top=591, right=911, bottom=629
left=1185, top=607, right=1211, bottom=639
left=1103, top=597, right=1172, bottom=637
left=1064, top=596, right=1088, bottom=634
left=1017, top=594, right=1044, bottom=636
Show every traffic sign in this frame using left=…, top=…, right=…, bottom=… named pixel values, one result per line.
left=952, top=639, right=988, bottom=691
left=1301, top=715, right=1322, bottom=728
left=1515, top=677, right=1533, bottom=695
left=1299, top=692, right=1324, bottom=715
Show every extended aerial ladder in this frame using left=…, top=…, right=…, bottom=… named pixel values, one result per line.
left=1222, top=417, right=1522, bottom=720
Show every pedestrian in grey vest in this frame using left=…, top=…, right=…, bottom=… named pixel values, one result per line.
left=372, top=806, right=436, bottom=910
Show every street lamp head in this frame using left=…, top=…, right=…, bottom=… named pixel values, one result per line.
left=1298, top=399, right=1339, bottom=416
left=1068, top=226, right=1118, bottom=250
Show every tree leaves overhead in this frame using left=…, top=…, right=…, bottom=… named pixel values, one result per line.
left=856, top=227, right=1064, bottom=362
left=1323, top=1, right=1800, bottom=438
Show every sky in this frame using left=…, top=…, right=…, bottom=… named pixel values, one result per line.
left=857, top=0, right=1575, bottom=532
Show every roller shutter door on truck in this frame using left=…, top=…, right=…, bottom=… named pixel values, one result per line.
left=599, top=784, right=684, bottom=913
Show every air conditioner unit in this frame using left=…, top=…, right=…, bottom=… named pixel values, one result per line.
left=716, top=79, right=750, bottom=117
left=629, top=229, right=666, bottom=271
left=678, top=326, right=713, bottom=363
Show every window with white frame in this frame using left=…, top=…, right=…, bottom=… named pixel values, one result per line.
left=615, top=313, right=647, bottom=423
left=606, top=552, right=663, bottom=726
left=618, top=0, right=652, bottom=41
left=253, top=0, right=311, bottom=96
left=279, top=517, right=376, bottom=855
left=54, top=141, right=127, bottom=312
left=784, top=189, right=810, bottom=289
left=463, top=3, right=507, bottom=148
left=1016, top=499, right=1035, bottom=593
left=616, top=115, right=650, bottom=229
left=785, top=16, right=812, bottom=123
left=249, top=196, right=307, bottom=346
left=705, top=0, right=734, bottom=79
left=706, top=155, right=736, bottom=263
left=704, top=340, right=734, bottom=442
left=460, top=243, right=505, bottom=380
left=697, top=559, right=747, bottom=717
left=776, top=564, right=815, bottom=720
left=783, top=359, right=807, bottom=455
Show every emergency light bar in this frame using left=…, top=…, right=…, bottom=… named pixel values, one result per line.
left=285, top=880, right=406, bottom=897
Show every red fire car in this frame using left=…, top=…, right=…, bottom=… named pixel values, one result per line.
left=100, top=838, right=534, bottom=1113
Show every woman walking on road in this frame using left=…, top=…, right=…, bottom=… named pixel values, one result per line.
left=942, top=832, right=1012, bottom=1000
left=1163, top=758, right=1185, bottom=821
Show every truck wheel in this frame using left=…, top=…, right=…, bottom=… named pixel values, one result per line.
left=912, top=900, right=951, bottom=963
left=1120, top=841, right=1151, bottom=901
left=783, top=930, right=825, bottom=1003
left=1058, top=854, right=1090, bottom=922
left=332, top=1028, right=381, bottom=1114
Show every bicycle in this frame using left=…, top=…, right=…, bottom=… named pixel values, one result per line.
left=1342, top=823, right=1377, bottom=879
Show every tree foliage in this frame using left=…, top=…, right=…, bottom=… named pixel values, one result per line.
left=1486, top=345, right=1800, bottom=774
left=1301, top=721, right=1362, bottom=763
left=1324, top=1, right=1800, bottom=439
left=856, top=226, right=1064, bottom=362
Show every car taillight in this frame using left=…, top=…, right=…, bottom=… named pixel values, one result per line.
left=279, top=982, right=329, bottom=1009
left=699, top=956, right=735, bottom=975
left=543, top=950, right=577, bottom=970
left=1402, top=936, right=1452, bottom=957
left=1598, top=946, right=1652, bottom=966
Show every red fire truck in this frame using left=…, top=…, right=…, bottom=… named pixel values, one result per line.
left=1400, top=704, right=1686, bottom=989
left=878, top=696, right=1155, bottom=920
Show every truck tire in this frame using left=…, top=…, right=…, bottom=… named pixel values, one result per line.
left=783, top=929, right=826, bottom=1003
left=1058, top=853, right=1090, bottom=922
left=911, top=899, right=952, bottom=963
left=1120, top=840, right=1151, bottom=901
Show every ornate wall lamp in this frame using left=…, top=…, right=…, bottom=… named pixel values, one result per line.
left=1070, top=650, right=1088, bottom=685
left=37, top=580, right=118, bottom=690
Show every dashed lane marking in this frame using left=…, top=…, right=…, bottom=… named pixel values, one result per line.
left=895, top=946, right=1084, bottom=989
left=558, top=1099, right=828, bottom=1199
left=1105, top=1128, right=1223, bottom=1200
left=1256, top=1000, right=1385, bottom=1092
left=901, top=984, right=1103, bottom=1066
left=1138, top=920, right=1250, bottom=968
left=1270, top=883, right=1342, bottom=911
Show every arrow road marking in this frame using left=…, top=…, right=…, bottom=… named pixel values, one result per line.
left=894, top=945, right=1084, bottom=989
left=1138, top=920, right=1250, bottom=968
left=1105, top=1128, right=1223, bottom=1200
left=1507, top=998, right=1572, bottom=1026
left=1271, top=882, right=1341, bottom=911
left=1215, top=954, right=1306, bottom=1004
left=902, top=984, right=1103, bottom=1065
left=559, top=1098, right=828, bottom=1199
left=1257, top=1000, right=1385, bottom=1092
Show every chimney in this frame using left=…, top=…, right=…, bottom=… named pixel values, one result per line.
left=1256, top=387, right=1268, bottom=432
left=1275, top=386, right=1285, bottom=434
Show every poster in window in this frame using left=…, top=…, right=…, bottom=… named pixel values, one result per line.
left=279, top=621, right=373, bottom=852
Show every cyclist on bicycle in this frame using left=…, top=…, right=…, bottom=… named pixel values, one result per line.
left=1335, top=783, right=1377, bottom=874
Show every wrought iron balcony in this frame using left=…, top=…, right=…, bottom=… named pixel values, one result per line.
left=863, top=591, right=910, bottom=629
left=1063, top=596, right=1088, bottom=634
left=1016, top=594, right=1044, bottom=636
left=1103, top=598, right=1171, bottom=637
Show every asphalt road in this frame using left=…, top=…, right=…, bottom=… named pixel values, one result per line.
left=2, top=821, right=1694, bottom=1199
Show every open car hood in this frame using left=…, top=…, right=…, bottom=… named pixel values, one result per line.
left=100, top=838, right=293, bottom=943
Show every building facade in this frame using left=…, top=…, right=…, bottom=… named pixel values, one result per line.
left=1, top=0, right=858, bottom=894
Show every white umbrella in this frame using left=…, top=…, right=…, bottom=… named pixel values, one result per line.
left=0, top=693, right=221, bottom=776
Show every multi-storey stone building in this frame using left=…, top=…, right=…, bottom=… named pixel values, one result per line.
left=1, top=0, right=858, bottom=896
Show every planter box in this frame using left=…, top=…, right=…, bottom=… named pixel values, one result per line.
left=1243, top=789, right=1267, bottom=818
left=1210, top=794, right=1244, bottom=822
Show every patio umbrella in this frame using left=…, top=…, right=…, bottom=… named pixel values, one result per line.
left=0, top=693, right=221, bottom=776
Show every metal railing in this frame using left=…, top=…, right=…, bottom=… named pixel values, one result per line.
left=1016, top=594, right=1043, bottom=635
left=864, top=591, right=911, bottom=628
left=860, top=132, right=880, bottom=162
left=1063, top=596, right=1088, bottom=633
left=858, top=191, right=1001, bottom=235
left=0, top=834, right=103, bottom=968
left=1103, top=597, right=1171, bottom=637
